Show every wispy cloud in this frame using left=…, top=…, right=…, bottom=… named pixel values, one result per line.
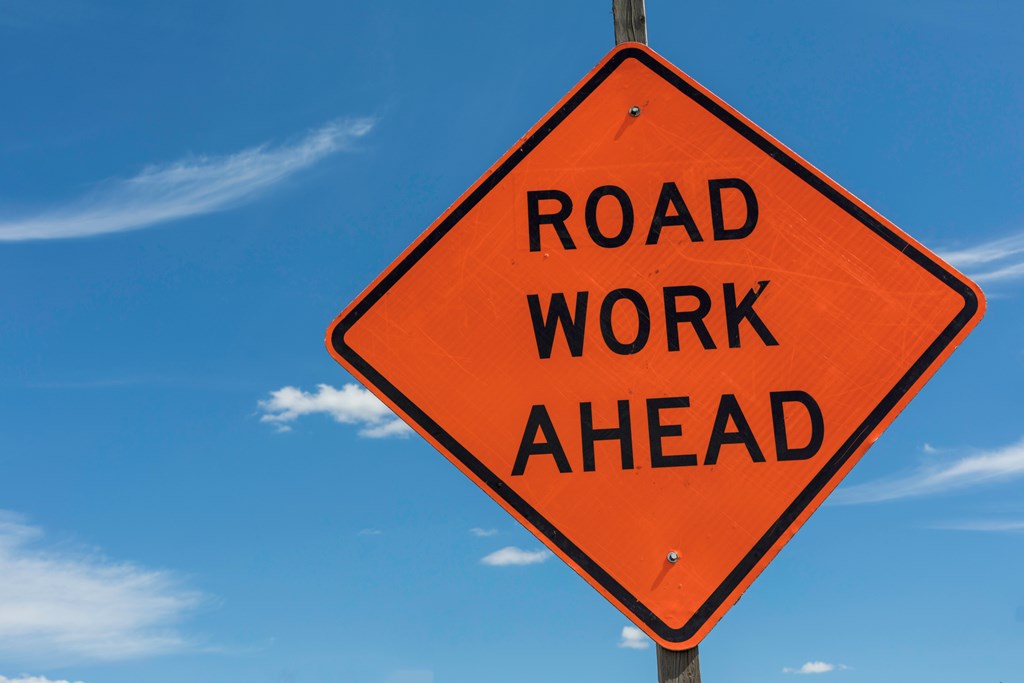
left=0, top=118, right=373, bottom=241
left=931, top=519, right=1024, bottom=532
left=469, top=528, right=498, bottom=538
left=832, top=438, right=1024, bottom=504
left=257, top=383, right=410, bottom=438
left=357, top=529, right=383, bottom=537
left=617, top=625, right=650, bottom=650
left=783, top=662, right=846, bottom=675
left=0, top=512, right=202, bottom=663
left=940, top=231, right=1024, bottom=284
left=0, top=676, right=85, bottom=683
left=480, top=546, right=551, bottom=567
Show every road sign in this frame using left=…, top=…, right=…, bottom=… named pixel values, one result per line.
left=326, top=43, right=984, bottom=649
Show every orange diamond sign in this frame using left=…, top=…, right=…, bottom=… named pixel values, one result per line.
left=326, top=43, right=984, bottom=649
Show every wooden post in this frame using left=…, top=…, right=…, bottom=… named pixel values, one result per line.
left=612, top=4, right=702, bottom=680
left=657, top=643, right=702, bottom=683
left=612, top=0, right=647, bottom=44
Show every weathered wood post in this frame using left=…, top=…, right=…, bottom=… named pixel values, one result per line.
left=612, top=0, right=647, bottom=44
left=656, top=642, right=701, bottom=683
left=611, top=1, right=702, bottom=680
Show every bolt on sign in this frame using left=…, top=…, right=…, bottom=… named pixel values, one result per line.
left=327, top=43, right=985, bottom=648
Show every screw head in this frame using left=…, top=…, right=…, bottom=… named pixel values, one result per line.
left=667, top=551, right=679, bottom=563
left=628, top=105, right=641, bottom=117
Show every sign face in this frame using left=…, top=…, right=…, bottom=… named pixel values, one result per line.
left=327, top=43, right=984, bottom=649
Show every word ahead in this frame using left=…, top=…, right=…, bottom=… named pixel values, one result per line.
left=512, top=391, right=824, bottom=476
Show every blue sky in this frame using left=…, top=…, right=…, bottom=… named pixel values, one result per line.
left=0, top=1, right=1022, bottom=682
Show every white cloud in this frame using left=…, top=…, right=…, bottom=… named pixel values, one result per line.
left=0, top=676, right=85, bottom=683
left=359, top=419, right=414, bottom=439
left=967, top=261, right=1024, bottom=284
left=940, top=231, right=1024, bottom=283
left=941, top=232, right=1024, bottom=268
left=258, top=383, right=411, bottom=438
left=0, top=512, right=201, bottom=663
left=832, top=438, right=1024, bottom=504
left=0, top=118, right=373, bottom=241
left=617, top=625, right=650, bottom=650
left=480, top=546, right=551, bottom=567
left=783, top=661, right=840, bottom=674
left=469, top=528, right=498, bottom=537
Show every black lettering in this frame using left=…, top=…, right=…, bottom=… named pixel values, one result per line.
left=512, top=405, right=572, bottom=476
left=724, top=281, right=779, bottom=348
left=585, top=185, right=634, bottom=248
left=704, top=394, right=765, bottom=465
left=646, top=182, right=703, bottom=244
left=527, top=292, right=588, bottom=359
left=709, top=178, right=758, bottom=241
left=599, top=288, right=651, bottom=355
left=664, top=285, right=717, bottom=351
left=581, top=400, right=634, bottom=471
left=647, top=396, right=697, bottom=468
left=527, top=190, right=575, bottom=252
left=771, top=391, right=825, bottom=461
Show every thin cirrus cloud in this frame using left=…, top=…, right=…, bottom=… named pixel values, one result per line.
left=0, top=118, right=373, bottom=241
left=257, top=383, right=411, bottom=438
left=469, top=528, right=498, bottom=538
left=357, top=529, right=383, bottom=537
left=480, top=546, right=551, bottom=567
left=617, top=625, right=650, bottom=650
left=940, top=230, right=1024, bottom=284
left=831, top=437, right=1024, bottom=505
left=783, top=661, right=847, bottom=675
left=0, top=676, right=85, bottom=683
left=0, top=511, right=202, bottom=664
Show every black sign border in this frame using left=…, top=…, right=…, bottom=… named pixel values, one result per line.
left=331, top=46, right=980, bottom=644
